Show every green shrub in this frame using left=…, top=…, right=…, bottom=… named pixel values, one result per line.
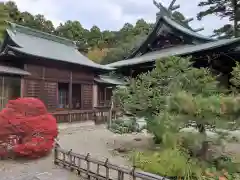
left=132, top=148, right=202, bottom=179
left=108, top=118, right=138, bottom=134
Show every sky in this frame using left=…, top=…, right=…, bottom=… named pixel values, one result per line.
left=2, top=0, right=229, bottom=36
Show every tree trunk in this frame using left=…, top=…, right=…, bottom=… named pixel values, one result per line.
left=108, top=97, right=114, bottom=128
left=233, top=0, right=238, bottom=37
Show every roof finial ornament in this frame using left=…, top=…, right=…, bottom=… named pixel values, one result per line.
left=168, top=0, right=176, bottom=9
left=168, top=0, right=180, bottom=11
left=153, top=0, right=180, bottom=15
left=153, top=0, right=180, bottom=11
left=153, top=0, right=162, bottom=10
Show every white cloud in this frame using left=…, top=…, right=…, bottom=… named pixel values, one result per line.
left=3, top=0, right=229, bottom=35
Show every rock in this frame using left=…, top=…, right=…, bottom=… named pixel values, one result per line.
left=141, top=129, right=148, bottom=135
left=134, top=138, right=142, bottom=142
left=114, top=147, right=129, bottom=153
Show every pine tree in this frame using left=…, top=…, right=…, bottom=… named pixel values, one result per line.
left=114, top=56, right=240, bottom=160
left=197, top=0, right=240, bottom=38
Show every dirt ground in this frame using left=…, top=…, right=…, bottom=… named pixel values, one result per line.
left=0, top=122, right=152, bottom=180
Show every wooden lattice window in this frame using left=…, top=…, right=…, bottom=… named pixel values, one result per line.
left=25, top=80, right=41, bottom=98
left=44, top=82, right=57, bottom=110
left=81, top=84, right=92, bottom=109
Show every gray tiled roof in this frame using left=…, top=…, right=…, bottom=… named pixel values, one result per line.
left=5, top=22, right=113, bottom=71
left=107, top=37, right=240, bottom=68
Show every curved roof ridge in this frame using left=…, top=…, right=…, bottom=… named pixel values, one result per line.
left=7, top=21, right=76, bottom=47
left=155, top=2, right=214, bottom=41
left=125, top=1, right=214, bottom=59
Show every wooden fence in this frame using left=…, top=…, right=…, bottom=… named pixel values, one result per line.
left=51, top=108, right=117, bottom=124
left=54, top=146, right=169, bottom=180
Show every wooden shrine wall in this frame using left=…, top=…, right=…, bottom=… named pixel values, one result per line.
left=23, top=64, right=94, bottom=111
left=81, top=84, right=93, bottom=109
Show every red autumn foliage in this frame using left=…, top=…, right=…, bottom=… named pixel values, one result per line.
left=0, top=98, right=58, bottom=158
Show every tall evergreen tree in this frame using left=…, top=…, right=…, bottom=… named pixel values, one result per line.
left=197, top=0, right=240, bottom=38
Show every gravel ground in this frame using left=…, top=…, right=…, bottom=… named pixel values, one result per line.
left=1, top=122, right=240, bottom=180
left=0, top=122, right=137, bottom=180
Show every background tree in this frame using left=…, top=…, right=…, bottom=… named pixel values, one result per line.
left=18, top=14, right=55, bottom=33
left=101, top=30, right=116, bottom=48
left=56, top=21, right=86, bottom=42
left=4, top=1, right=21, bottom=22
left=55, top=21, right=89, bottom=53
left=88, top=25, right=102, bottom=48
left=197, top=0, right=240, bottom=38
left=101, top=33, right=147, bottom=64
left=118, top=23, right=134, bottom=43
left=30, top=14, right=55, bottom=33
left=0, top=2, right=9, bottom=43
left=132, top=19, right=151, bottom=36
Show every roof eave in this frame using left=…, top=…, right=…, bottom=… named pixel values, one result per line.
left=7, top=45, right=115, bottom=71
left=0, top=65, right=31, bottom=76
left=107, top=38, right=240, bottom=68
left=94, top=76, right=125, bottom=85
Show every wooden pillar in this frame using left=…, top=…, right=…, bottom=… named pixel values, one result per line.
left=69, top=71, right=73, bottom=109
left=81, top=84, right=84, bottom=110
left=1, top=76, right=4, bottom=110
left=233, top=0, right=238, bottom=37
left=104, top=86, right=107, bottom=105
left=21, top=64, right=28, bottom=97
left=93, top=84, right=98, bottom=108
left=20, top=78, right=24, bottom=97
left=41, top=67, right=45, bottom=102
